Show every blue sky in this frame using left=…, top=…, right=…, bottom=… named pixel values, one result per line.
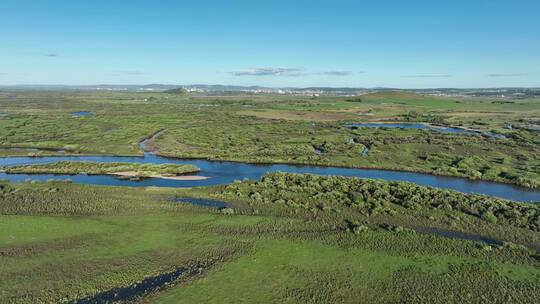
left=1, top=0, right=539, bottom=88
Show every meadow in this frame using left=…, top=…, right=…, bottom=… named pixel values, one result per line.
left=1, top=177, right=539, bottom=303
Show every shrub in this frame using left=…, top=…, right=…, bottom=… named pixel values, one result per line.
left=220, top=208, right=235, bottom=215
left=481, top=211, right=498, bottom=224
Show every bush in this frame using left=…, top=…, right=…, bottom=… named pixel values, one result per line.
left=221, top=172, right=540, bottom=231
left=352, top=225, right=369, bottom=234
left=481, top=211, right=498, bottom=224
left=220, top=208, right=235, bottom=215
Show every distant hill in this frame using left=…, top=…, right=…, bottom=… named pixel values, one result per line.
left=164, top=87, right=189, bottom=94
left=1, top=84, right=538, bottom=97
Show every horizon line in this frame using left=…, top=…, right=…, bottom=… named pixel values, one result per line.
left=0, top=84, right=539, bottom=90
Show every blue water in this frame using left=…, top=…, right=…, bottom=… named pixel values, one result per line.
left=74, top=267, right=187, bottom=304
left=346, top=123, right=506, bottom=138
left=1, top=151, right=539, bottom=202
left=361, top=147, right=369, bottom=157
left=415, top=227, right=504, bottom=247
left=71, top=111, right=92, bottom=117
left=173, top=197, right=229, bottom=209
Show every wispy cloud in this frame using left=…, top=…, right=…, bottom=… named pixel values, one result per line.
left=487, top=73, right=527, bottom=77
left=231, top=67, right=305, bottom=77
left=45, top=53, right=59, bottom=57
left=402, top=74, right=452, bottom=78
left=112, top=70, right=147, bottom=76
left=320, top=70, right=353, bottom=76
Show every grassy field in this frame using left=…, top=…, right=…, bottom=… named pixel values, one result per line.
left=0, top=176, right=539, bottom=303
left=0, top=90, right=539, bottom=187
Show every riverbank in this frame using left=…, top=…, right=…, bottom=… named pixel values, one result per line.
left=2, top=147, right=535, bottom=189
left=145, top=128, right=538, bottom=189
left=111, top=171, right=208, bottom=181
left=0, top=151, right=539, bottom=202
left=153, top=150, right=540, bottom=190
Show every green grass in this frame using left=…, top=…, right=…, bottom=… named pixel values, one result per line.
left=1, top=214, right=243, bottom=303
left=1, top=179, right=539, bottom=303
left=0, top=215, right=115, bottom=246
left=4, top=161, right=200, bottom=177
left=155, top=239, right=416, bottom=303
left=218, top=172, right=540, bottom=233
left=154, top=238, right=540, bottom=304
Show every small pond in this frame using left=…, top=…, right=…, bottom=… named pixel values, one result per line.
left=172, top=197, right=229, bottom=209
left=415, top=227, right=503, bottom=247
left=71, top=111, right=92, bottom=117
left=346, top=123, right=506, bottom=138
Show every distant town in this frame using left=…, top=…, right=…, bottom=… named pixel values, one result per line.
left=1, top=84, right=539, bottom=98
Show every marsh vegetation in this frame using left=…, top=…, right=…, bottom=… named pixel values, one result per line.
left=0, top=177, right=539, bottom=303
left=3, top=161, right=200, bottom=179
left=0, top=91, right=539, bottom=187
left=1, top=90, right=539, bottom=303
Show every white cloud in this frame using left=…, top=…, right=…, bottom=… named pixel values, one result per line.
left=231, top=67, right=305, bottom=77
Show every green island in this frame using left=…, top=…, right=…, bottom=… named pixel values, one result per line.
left=2, top=161, right=201, bottom=180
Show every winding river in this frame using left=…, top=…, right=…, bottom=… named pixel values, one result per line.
left=1, top=148, right=539, bottom=202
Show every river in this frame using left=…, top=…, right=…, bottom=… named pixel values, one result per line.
left=1, top=149, right=539, bottom=202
